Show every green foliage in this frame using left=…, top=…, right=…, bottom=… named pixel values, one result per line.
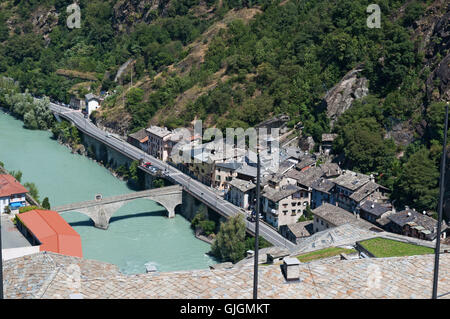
left=211, top=214, right=246, bottom=263
left=191, top=205, right=208, bottom=229
left=153, top=178, right=165, bottom=188
left=0, top=82, right=54, bottom=130
left=244, top=235, right=272, bottom=252
left=19, top=205, right=39, bottom=214
left=392, top=147, right=440, bottom=212
left=42, top=197, right=51, bottom=210
left=129, top=160, right=140, bottom=183
left=9, top=170, right=22, bottom=183
left=23, top=182, right=39, bottom=203
left=199, top=220, right=216, bottom=235
left=51, top=120, right=81, bottom=147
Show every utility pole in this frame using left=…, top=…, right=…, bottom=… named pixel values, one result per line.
left=253, top=151, right=260, bottom=299
left=0, top=214, right=3, bottom=299
left=432, top=101, right=449, bottom=299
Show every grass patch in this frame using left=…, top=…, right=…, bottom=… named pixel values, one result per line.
left=358, top=237, right=434, bottom=258
left=296, top=247, right=356, bottom=263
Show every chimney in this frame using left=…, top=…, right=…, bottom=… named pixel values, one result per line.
left=282, top=257, right=301, bottom=281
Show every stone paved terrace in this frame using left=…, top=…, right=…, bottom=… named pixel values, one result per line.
left=3, top=252, right=450, bottom=299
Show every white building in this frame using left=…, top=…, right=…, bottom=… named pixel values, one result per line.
left=85, top=93, right=100, bottom=116
left=0, top=174, right=28, bottom=214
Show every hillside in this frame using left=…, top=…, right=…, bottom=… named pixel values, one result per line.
left=0, top=0, right=449, bottom=214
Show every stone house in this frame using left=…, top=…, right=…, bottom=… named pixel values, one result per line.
left=311, top=203, right=381, bottom=234
left=262, top=184, right=304, bottom=229
left=386, top=208, right=448, bottom=241
left=226, top=178, right=257, bottom=210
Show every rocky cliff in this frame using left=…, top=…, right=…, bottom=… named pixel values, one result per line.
left=322, top=66, right=369, bottom=128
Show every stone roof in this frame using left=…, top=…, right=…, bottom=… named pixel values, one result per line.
left=312, top=203, right=380, bottom=231
left=287, top=221, right=314, bottom=238
left=286, top=167, right=325, bottom=188
left=236, top=164, right=258, bottom=178
left=145, top=126, right=172, bottom=138
left=4, top=251, right=450, bottom=299
left=128, top=128, right=148, bottom=142
left=349, top=181, right=385, bottom=202
left=388, top=209, right=448, bottom=239
left=322, top=133, right=338, bottom=142
left=228, top=178, right=256, bottom=193
left=359, top=200, right=392, bottom=218
left=310, top=177, right=335, bottom=194
left=262, top=184, right=301, bottom=203
left=215, top=161, right=243, bottom=171
left=319, top=163, right=341, bottom=178
left=331, top=171, right=371, bottom=191
left=283, top=147, right=305, bottom=160
left=84, top=93, right=98, bottom=101
left=295, top=157, right=316, bottom=170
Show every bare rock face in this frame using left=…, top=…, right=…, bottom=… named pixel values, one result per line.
left=323, top=67, right=369, bottom=127
left=384, top=120, right=418, bottom=146
left=424, top=7, right=450, bottom=102
left=298, top=136, right=315, bottom=152
left=112, top=0, right=166, bottom=32
left=427, top=53, right=450, bottom=102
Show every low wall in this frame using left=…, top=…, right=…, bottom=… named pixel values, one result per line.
left=2, top=246, right=40, bottom=261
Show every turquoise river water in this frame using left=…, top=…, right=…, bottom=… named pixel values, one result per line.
left=0, top=111, right=217, bottom=273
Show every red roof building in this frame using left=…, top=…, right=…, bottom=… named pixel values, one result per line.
left=0, top=174, right=28, bottom=197
left=17, top=209, right=82, bottom=258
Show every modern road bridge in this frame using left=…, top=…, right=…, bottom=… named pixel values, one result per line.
left=53, top=185, right=182, bottom=229
left=49, top=103, right=296, bottom=250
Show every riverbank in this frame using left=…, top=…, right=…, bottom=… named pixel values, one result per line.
left=0, top=110, right=217, bottom=273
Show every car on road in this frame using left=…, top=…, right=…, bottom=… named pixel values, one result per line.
left=106, top=133, right=112, bottom=138
left=143, top=162, right=152, bottom=168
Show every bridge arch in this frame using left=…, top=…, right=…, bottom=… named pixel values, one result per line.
left=54, top=185, right=183, bottom=229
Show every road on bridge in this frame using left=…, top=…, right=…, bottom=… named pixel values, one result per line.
left=48, top=103, right=296, bottom=250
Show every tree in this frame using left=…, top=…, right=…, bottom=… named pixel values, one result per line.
left=24, top=182, right=39, bottom=203
left=10, top=170, right=22, bottom=183
left=393, top=148, right=440, bottom=212
left=211, top=214, right=246, bottom=263
left=42, top=197, right=51, bottom=210
left=129, top=160, right=139, bottom=183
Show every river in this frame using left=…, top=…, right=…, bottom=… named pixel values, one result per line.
left=0, top=111, right=217, bottom=273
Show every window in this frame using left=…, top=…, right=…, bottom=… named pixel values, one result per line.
left=321, top=220, right=323, bottom=225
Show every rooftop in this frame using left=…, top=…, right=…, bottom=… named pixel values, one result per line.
left=349, top=181, right=386, bottom=202
left=262, top=184, right=301, bottom=203
left=359, top=200, right=392, bottom=217
left=145, top=126, right=172, bottom=138
left=287, top=221, right=314, bottom=238
left=312, top=203, right=380, bottom=231
left=322, top=133, right=338, bottom=143
left=387, top=208, right=448, bottom=239
left=17, top=210, right=82, bottom=258
left=331, top=171, right=371, bottom=191
left=286, top=166, right=325, bottom=188
left=228, top=178, right=256, bottom=193
left=310, top=177, right=335, bottom=194
left=4, top=251, right=450, bottom=298
left=128, top=128, right=148, bottom=142
left=0, top=174, right=28, bottom=197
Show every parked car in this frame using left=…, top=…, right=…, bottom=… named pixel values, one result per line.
left=143, top=162, right=152, bottom=168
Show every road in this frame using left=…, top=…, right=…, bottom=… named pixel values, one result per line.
left=48, top=103, right=296, bottom=250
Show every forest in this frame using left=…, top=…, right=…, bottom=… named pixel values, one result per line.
left=0, top=0, right=448, bottom=213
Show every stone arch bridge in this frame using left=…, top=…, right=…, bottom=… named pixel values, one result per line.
left=53, top=185, right=183, bottom=229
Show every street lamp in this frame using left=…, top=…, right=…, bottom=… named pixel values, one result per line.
left=432, top=101, right=449, bottom=299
